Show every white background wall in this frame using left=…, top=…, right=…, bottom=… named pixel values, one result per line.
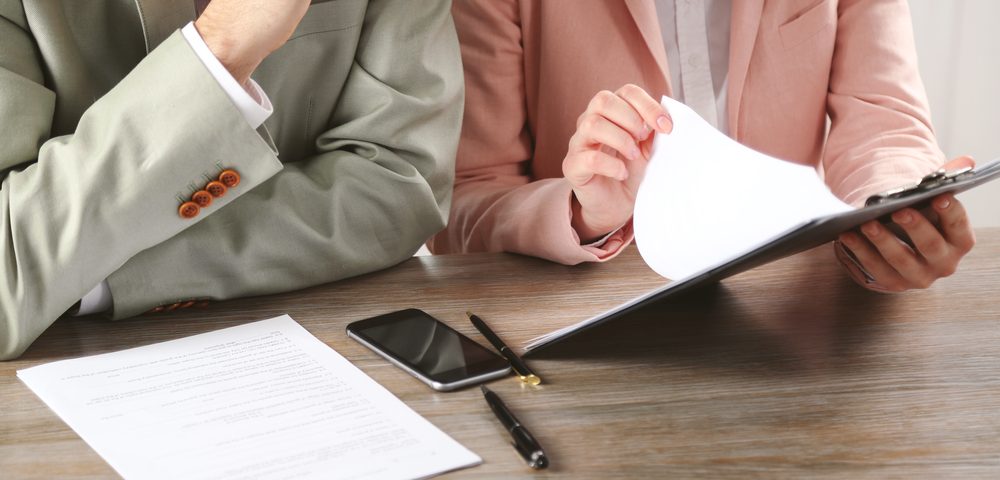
left=909, top=0, right=1000, bottom=226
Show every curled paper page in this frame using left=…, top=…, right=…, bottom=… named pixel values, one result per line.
left=633, top=97, right=853, bottom=280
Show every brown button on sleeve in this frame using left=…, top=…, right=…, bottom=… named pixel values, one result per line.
left=191, top=190, right=213, bottom=207
left=219, top=169, right=241, bottom=188
left=206, top=181, right=227, bottom=198
left=179, top=201, right=200, bottom=219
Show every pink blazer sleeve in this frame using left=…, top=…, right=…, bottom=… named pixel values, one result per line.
left=823, top=0, right=946, bottom=206
left=428, top=0, right=632, bottom=264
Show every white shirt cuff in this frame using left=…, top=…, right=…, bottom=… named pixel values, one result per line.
left=582, top=230, right=617, bottom=248
left=181, top=22, right=273, bottom=129
left=76, top=280, right=113, bottom=316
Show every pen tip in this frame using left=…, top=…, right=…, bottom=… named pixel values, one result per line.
left=480, top=385, right=489, bottom=394
left=466, top=311, right=474, bottom=318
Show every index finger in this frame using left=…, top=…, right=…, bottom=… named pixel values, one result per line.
left=615, top=84, right=672, bottom=134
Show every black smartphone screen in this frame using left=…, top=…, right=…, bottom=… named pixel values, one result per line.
left=347, top=309, right=510, bottom=385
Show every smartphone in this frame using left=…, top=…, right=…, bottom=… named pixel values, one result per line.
left=346, top=309, right=512, bottom=391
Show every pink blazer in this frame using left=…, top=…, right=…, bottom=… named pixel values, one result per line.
left=428, top=0, right=945, bottom=265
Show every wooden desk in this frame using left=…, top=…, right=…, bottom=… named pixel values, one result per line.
left=3, top=229, right=1000, bottom=479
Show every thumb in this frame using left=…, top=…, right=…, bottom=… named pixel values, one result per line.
left=943, top=155, right=975, bottom=171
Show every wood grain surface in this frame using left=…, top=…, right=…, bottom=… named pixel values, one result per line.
left=3, top=229, right=1000, bottom=479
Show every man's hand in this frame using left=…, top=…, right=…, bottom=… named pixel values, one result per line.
left=564, top=84, right=672, bottom=243
left=836, top=156, right=977, bottom=292
left=195, top=0, right=312, bottom=85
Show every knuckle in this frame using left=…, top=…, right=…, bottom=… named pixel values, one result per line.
left=561, top=152, right=578, bottom=175
left=591, top=90, right=615, bottom=110
left=627, top=116, right=646, bottom=136
left=564, top=150, right=596, bottom=178
left=615, top=130, right=634, bottom=149
left=947, top=215, right=971, bottom=234
left=617, top=83, right=641, bottom=97
left=914, top=276, right=935, bottom=290
left=632, top=113, right=650, bottom=134
left=958, top=233, right=977, bottom=254
left=922, top=236, right=948, bottom=258
left=937, top=262, right=958, bottom=278
left=579, top=114, right=601, bottom=133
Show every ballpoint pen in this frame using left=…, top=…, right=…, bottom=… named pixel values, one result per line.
left=481, top=385, right=549, bottom=469
left=467, top=311, right=542, bottom=385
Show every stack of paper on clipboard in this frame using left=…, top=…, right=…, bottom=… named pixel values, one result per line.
left=524, top=97, right=1000, bottom=353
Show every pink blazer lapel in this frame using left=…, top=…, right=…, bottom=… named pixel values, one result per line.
left=624, top=0, right=673, bottom=95
left=727, top=0, right=765, bottom=140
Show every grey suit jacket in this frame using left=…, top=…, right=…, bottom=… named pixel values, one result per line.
left=0, top=0, right=464, bottom=359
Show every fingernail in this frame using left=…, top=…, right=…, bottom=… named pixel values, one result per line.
left=840, top=234, right=856, bottom=247
left=630, top=147, right=641, bottom=161
left=656, top=115, right=672, bottom=133
left=641, top=123, right=651, bottom=139
left=619, top=169, right=629, bottom=181
left=893, top=211, right=913, bottom=224
left=937, top=197, right=951, bottom=210
left=862, top=223, right=879, bottom=237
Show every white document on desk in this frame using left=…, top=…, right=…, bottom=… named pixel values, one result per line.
left=633, top=96, right=853, bottom=280
left=17, top=315, right=480, bottom=480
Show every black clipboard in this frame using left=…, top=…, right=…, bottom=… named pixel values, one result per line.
left=523, top=158, right=1000, bottom=354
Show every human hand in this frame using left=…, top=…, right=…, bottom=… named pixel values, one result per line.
left=564, top=84, right=672, bottom=243
left=836, top=156, right=977, bottom=292
left=194, top=0, right=312, bottom=84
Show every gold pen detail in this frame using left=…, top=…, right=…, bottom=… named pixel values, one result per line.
left=519, top=374, right=542, bottom=386
left=467, top=311, right=543, bottom=385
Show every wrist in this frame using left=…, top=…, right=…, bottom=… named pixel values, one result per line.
left=571, top=195, right=613, bottom=244
left=194, top=18, right=261, bottom=84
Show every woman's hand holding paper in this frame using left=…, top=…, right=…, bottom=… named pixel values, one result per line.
left=563, top=84, right=672, bottom=244
left=837, top=156, right=977, bottom=292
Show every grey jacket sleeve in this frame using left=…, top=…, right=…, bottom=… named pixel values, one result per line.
left=0, top=10, right=283, bottom=359
left=105, top=0, right=464, bottom=317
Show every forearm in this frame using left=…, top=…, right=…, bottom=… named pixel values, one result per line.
left=823, top=0, right=945, bottom=206
left=106, top=0, right=464, bottom=318
left=108, top=153, right=449, bottom=318
left=75, top=22, right=277, bottom=317
left=431, top=177, right=633, bottom=265
left=0, top=33, right=283, bottom=359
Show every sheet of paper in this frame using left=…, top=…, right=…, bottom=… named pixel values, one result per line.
left=633, top=97, right=853, bottom=280
left=17, top=315, right=480, bottom=480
